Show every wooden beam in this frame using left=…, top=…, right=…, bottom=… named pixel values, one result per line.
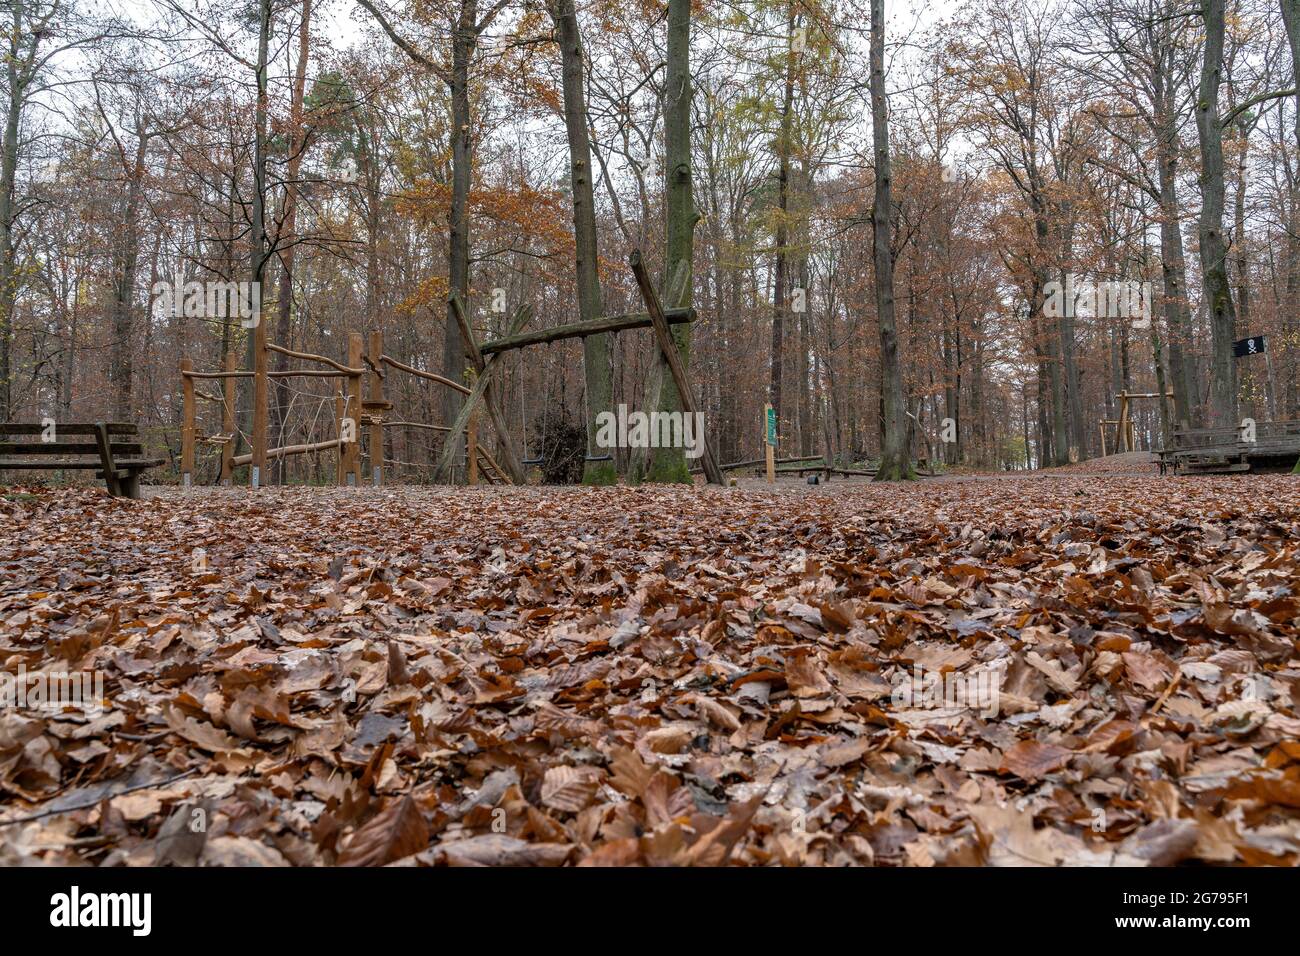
left=346, top=332, right=363, bottom=486
left=764, top=405, right=775, bottom=484
left=380, top=355, right=471, bottom=395
left=252, top=316, right=268, bottom=488
left=335, top=386, right=345, bottom=486
left=433, top=306, right=533, bottom=482
left=383, top=420, right=452, bottom=432
left=368, top=329, right=384, bottom=486
left=182, top=370, right=254, bottom=379
left=94, top=422, right=122, bottom=497
left=221, top=351, right=236, bottom=484
left=476, top=444, right=512, bottom=484
left=1116, top=390, right=1136, bottom=454
left=467, top=392, right=479, bottom=486
left=628, top=262, right=690, bottom=481
left=266, top=369, right=350, bottom=378
left=689, top=454, right=822, bottom=474
left=266, top=342, right=363, bottom=375
left=181, top=359, right=195, bottom=489
left=628, top=250, right=725, bottom=486
left=478, top=306, right=694, bottom=356
left=449, top=294, right=526, bottom=483
left=233, top=438, right=342, bottom=467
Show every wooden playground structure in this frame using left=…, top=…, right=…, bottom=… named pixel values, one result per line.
left=179, top=252, right=727, bottom=489
left=1098, top=389, right=1300, bottom=475
left=1098, top=389, right=1171, bottom=456
left=1156, top=420, right=1300, bottom=474
left=180, top=328, right=514, bottom=489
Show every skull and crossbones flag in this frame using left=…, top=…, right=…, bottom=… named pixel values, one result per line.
left=1232, top=335, right=1266, bottom=358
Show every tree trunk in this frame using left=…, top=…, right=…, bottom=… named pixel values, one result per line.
left=1148, top=31, right=1196, bottom=428
left=240, top=0, right=272, bottom=466
left=108, top=124, right=147, bottom=420
left=1281, top=0, right=1300, bottom=417
left=870, top=0, right=909, bottom=481
left=643, top=0, right=695, bottom=482
left=768, top=3, right=796, bottom=447
left=796, top=253, right=812, bottom=456
left=1195, top=0, right=1238, bottom=428
left=0, top=11, right=23, bottom=420
left=272, top=0, right=312, bottom=482
left=442, top=0, right=478, bottom=481
left=548, top=0, right=614, bottom=484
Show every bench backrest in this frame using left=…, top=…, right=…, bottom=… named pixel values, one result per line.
left=0, top=422, right=142, bottom=458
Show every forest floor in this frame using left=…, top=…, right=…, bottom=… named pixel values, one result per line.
left=1, top=475, right=1297, bottom=866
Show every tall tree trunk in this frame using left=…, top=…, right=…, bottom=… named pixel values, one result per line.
left=60, top=268, right=78, bottom=418
left=272, top=0, right=312, bottom=482
left=1233, top=119, right=1256, bottom=416
left=1281, top=0, right=1300, bottom=418
left=768, top=3, right=796, bottom=444
left=1058, top=221, right=1085, bottom=460
left=642, top=0, right=695, bottom=482
left=241, top=0, right=272, bottom=465
left=870, top=0, right=909, bottom=481
left=1195, top=0, right=1238, bottom=428
left=796, top=254, right=812, bottom=456
left=942, top=310, right=958, bottom=466
left=1035, top=221, right=1067, bottom=465
left=0, top=8, right=24, bottom=420
left=549, top=0, right=613, bottom=484
left=442, top=0, right=478, bottom=481
left=1151, top=28, right=1196, bottom=429
left=109, top=127, right=147, bottom=420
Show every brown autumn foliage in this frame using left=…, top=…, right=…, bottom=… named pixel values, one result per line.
left=0, top=476, right=1297, bottom=866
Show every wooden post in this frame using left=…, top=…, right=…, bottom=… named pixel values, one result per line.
left=368, top=329, right=384, bottom=486
left=764, top=403, right=776, bottom=485
left=448, top=295, right=526, bottom=483
left=346, top=332, right=363, bottom=486
left=334, top=386, right=346, bottom=486
left=467, top=410, right=479, bottom=486
left=1098, top=420, right=1107, bottom=458
left=94, top=421, right=123, bottom=497
left=221, top=351, right=236, bottom=485
left=1117, top=391, right=1131, bottom=453
left=466, top=365, right=479, bottom=485
left=251, top=315, right=268, bottom=488
left=627, top=251, right=726, bottom=485
left=181, top=359, right=195, bottom=489
left=432, top=306, right=534, bottom=482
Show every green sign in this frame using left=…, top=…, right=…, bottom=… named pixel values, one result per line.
left=765, top=406, right=777, bottom=446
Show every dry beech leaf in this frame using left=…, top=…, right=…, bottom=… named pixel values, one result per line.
left=442, top=834, right=572, bottom=867
left=999, top=740, right=1072, bottom=781
left=540, top=765, right=602, bottom=813
left=338, top=795, right=430, bottom=867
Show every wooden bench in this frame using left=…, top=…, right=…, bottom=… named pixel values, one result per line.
left=1159, top=420, right=1300, bottom=475
left=0, top=422, right=164, bottom=498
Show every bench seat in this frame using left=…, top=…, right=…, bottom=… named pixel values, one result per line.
left=0, top=422, right=162, bottom=498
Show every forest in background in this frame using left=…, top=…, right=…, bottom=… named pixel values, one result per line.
left=0, top=0, right=1297, bottom=482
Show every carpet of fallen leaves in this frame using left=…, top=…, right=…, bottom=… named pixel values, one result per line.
left=1, top=475, right=1298, bottom=867
left=1046, top=451, right=1160, bottom=476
